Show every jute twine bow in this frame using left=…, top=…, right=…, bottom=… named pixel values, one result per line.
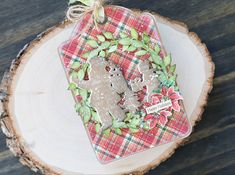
left=67, top=0, right=106, bottom=27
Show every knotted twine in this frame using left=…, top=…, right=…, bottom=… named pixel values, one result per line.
left=67, top=0, right=106, bottom=27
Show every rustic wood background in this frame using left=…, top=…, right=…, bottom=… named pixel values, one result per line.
left=0, top=0, right=235, bottom=174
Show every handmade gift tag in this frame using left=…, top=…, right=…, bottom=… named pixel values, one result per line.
left=58, top=0, right=191, bottom=163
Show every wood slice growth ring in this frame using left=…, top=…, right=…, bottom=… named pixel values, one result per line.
left=0, top=11, right=214, bottom=175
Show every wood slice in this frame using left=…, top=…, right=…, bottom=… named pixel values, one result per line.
left=0, top=12, right=214, bottom=175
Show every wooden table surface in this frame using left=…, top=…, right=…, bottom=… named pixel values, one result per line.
left=0, top=0, right=235, bottom=175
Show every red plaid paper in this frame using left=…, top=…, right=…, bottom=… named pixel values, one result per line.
left=58, top=6, right=191, bottom=163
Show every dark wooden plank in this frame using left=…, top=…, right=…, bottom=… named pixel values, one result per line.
left=0, top=0, right=235, bottom=175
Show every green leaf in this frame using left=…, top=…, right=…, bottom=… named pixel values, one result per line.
left=164, top=54, right=172, bottom=67
left=75, top=103, right=81, bottom=112
left=71, top=61, right=80, bottom=69
left=142, top=32, right=150, bottom=44
left=108, top=45, right=118, bottom=53
left=83, top=113, right=91, bottom=124
left=131, top=28, right=138, bottom=40
left=103, top=32, right=113, bottom=39
left=69, top=0, right=93, bottom=6
left=174, top=86, right=179, bottom=91
left=158, top=72, right=168, bottom=83
left=120, top=32, right=128, bottom=38
left=82, top=51, right=90, bottom=59
left=143, top=122, right=150, bottom=130
left=119, top=38, right=131, bottom=46
left=74, top=88, right=80, bottom=96
left=135, top=50, right=147, bottom=56
left=91, top=110, right=101, bottom=122
left=129, top=127, right=139, bottom=133
left=132, top=40, right=143, bottom=48
left=122, top=45, right=129, bottom=52
left=115, top=128, right=122, bottom=135
left=169, top=75, right=177, bottom=82
left=155, top=44, right=161, bottom=54
left=97, top=35, right=105, bottom=42
left=166, top=79, right=175, bottom=87
left=69, top=0, right=77, bottom=5
left=113, top=120, right=126, bottom=128
left=75, top=0, right=93, bottom=6
left=170, top=64, right=176, bottom=73
left=99, top=41, right=110, bottom=50
left=130, top=117, right=140, bottom=126
left=95, top=123, right=101, bottom=133
left=82, top=63, right=89, bottom=71
left=152, top=54, right=162, bottom=65
left=103, top=128, right=111, bottom=137
left=80, top=106, right=91, bottom=122
left=70, top=71, right=78, bottom=79
left=124, top=112, right=133, bottom=122
left=99, top=50, right=106, bottom=57
left=87, top=40, right=98, bottom=48
left=127, top=45, right=137, bottom=52
left=68, top=82, right=77, bottom=90
left=88, top=50, right=99, bottom=59
left=79, top=89, right=88, bottom=101
left=77, top=69, right=85, bottom=80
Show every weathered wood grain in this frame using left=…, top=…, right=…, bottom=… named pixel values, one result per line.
left=0, top=0, right=235, bottom=175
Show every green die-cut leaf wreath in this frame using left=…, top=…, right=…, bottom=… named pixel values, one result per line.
left=68, top=27, right=180, bottom=135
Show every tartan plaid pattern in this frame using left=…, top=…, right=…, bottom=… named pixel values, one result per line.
left=58, top=6, right=190, bottom=163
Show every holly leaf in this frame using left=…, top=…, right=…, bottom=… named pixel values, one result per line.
left=87, top=40, right=98, bottom=48
left=131, top=28, right=138, bottom=40
left=103, top=32, right=113, bottom=39
left=135, top=50, right=147, bottom=56
left=97, top=35, right=105, bottom=42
